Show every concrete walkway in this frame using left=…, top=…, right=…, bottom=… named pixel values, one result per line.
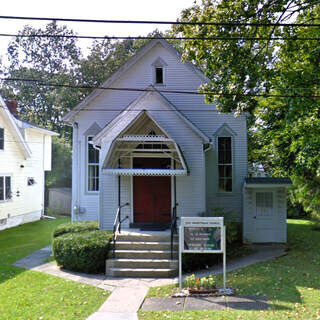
left=13, top=244, right=287, bottom=320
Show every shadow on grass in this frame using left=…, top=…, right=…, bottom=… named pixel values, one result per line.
left=225, top=220, right=320, bottom=310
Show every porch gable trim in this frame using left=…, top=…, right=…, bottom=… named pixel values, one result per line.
left=102, top=168, right=188, bottom=176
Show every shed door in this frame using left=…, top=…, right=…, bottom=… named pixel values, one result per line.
left=254, top=191, right=277, bottom=242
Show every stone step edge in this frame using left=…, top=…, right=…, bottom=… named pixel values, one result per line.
left=109, top=268, right=177, bottom=272
left=114, top=250, right=178, bottom=254
left=115, top=241, right=178, bottom=245
left=108, top=258, right=178, bottom=263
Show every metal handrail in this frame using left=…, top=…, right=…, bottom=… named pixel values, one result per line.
left=112, top=202, right=129, bottom=258
left=170, top=204, right=178, bottom=259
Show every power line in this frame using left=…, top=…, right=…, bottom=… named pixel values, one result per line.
left=0, top=15, right=320, bottom=27
left=1, top=77, right=320, bottom=99
left=1, top=33, right=319, bottom=41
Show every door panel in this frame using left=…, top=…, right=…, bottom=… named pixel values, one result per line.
left=133, top=158, right=171, bottom=224
left=254, top=191, right=277, bottom=242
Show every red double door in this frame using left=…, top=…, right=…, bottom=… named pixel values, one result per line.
left=133, top=158, right=171, bottom=224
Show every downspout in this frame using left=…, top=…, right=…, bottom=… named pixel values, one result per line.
left=203, top=141, right=212, bottom=153
left=42, top=134, right=45, bottom=219
left=74, top=122, right=80, bottom=221
left=174, top=160, right=177, bottom=213
left=203, top=141, right=212, bottom=214
left=118, top=159, right=121, bottom=232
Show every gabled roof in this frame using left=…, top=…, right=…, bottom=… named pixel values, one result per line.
left=0, top=96, right=58, bottom=159
left=63, top=38, right=209, bottom=123
left=0, top=96, right=31, bottom=158
left=15, top=118, right=59, bottom=136
left=92, top=87, right=210, bottom=145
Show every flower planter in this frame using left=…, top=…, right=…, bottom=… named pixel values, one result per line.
left=189, top=288, right=218, bottom=295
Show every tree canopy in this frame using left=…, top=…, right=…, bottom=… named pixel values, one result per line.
left=177, top=0, right=320, bottom=217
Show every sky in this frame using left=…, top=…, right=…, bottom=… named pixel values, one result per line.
left=0, top=0, right=196, bottom=61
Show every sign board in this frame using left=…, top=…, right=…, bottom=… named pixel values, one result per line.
left=179, top=217, right=226, bottom=290
left=182, top=217, right=223, bottom=253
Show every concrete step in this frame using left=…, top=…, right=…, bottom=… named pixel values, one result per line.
left=106, top=258, right=178, bottom=269
left=113, top=250, right=178, bottom=260
left=107, top=267, right=178, bottom=278
left=117, top=232, right=178, bottom=243
left=115, top=241, right=178, bottom=251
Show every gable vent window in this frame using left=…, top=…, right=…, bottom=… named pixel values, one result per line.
left=0, top=128, right=4, bottom=150
left=0, top=176, right=12, bottom=201
left=218, top=137, right=232, bottom=192
left=27, top=177, right=36, bottom=186
left=87, top=136, right=99, bottom=192
left=155, top=67, right=163, bottom=84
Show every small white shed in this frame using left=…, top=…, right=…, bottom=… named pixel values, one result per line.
left=243, top=177, right=292, bottom=243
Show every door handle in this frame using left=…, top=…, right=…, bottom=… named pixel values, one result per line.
left=253, top=216, right=256, bottom=219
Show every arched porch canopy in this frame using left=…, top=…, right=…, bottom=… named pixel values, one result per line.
left=95, top=111, right=188, bottom=176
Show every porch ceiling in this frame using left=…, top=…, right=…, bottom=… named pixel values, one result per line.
left=102, top=134, right=189, bottom=176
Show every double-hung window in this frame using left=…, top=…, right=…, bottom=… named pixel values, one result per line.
left=218, top=137, right=232, bottom=192
left=0, top=128, right=4, bottom=150
left=87, top=137, right=99, bottom=192
left=0, top=176, right=12, bottom=201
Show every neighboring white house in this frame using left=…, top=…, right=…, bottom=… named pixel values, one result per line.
left=0, top=96, right=58, bottom=230
left=63, top=38, right=291, bottom=244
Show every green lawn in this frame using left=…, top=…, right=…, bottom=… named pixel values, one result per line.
left=139, top=219, right=320, bottom=320
left=0, top=218, right=110, bottom=320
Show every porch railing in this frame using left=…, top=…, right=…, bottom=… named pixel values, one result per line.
left=112, top=202, right=129, bottom=258
left=170, top=204, right=178, bottom=259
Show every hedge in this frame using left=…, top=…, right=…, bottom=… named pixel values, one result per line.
left=53, top=220, right=99, bottom=238
left=52, top=230, right=112, bottom=274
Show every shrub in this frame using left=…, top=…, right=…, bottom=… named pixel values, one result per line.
left=53, top=220, right=99, bottom=238
left=52, top=230, right=112, bottom=273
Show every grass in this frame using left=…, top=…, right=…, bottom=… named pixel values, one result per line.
left=139, top=219, right=320, bottom=320
left=0, top=218, right=110, bottom=320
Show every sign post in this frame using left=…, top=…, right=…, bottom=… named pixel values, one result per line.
left=179, top=217, right=226, bottom=291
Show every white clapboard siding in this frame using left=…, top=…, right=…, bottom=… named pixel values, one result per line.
left=98, top=93, right=206, bottom=230
left=0, top=116, right=52, bottom=227
left=71, top=40, right=246, bottom=225
left=243, top=187, right=287, bottom=243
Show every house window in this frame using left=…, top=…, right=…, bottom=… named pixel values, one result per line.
left=256, top=192, right=274, bottom=216
left=218, top=137, right=232, bottom=192
left=87, top=137, right=99, bottom=192
left=0, top=176, right=12, bottom=201
left=0, top=128, right=4, bottom=150
left=155, top=67, right=163, bottom=84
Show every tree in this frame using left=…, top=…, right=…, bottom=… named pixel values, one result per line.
left=177, top=1, right=320, bottom=218
left=0, top=21, right=83, bottom=141
left=46, top=136, right=72, bottom=188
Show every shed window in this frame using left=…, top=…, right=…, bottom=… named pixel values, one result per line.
left=218, top=137, right=232, bottom=192
left=155, top=67, right=163, bottom=84
left=256, top=192, right=273, bottom=216
left=87, top=137, right=99, bottom=192
left=0, top=176, right=12, bottom=201
left=0, top=128, right=4, bottom=150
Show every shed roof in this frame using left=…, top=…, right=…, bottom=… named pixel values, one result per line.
left=245, top=177, right=292, bottom=185
left=244, top=177, right=292, bottom=189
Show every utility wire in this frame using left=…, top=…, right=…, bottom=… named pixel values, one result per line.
left=0, top=33, right=319, bottom=41
left=0, top=15, right=319, bottom=27
left=1, top=77, right=320, bottom=99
